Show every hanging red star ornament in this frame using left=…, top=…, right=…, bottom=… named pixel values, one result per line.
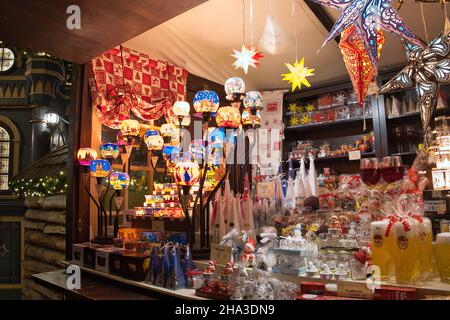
left=339, top=25, right=384, bottom=107
left=231, top=45, right=264, bottom=74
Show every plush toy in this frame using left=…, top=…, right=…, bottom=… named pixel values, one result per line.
left=203, top=259, right=217, bottom=274
left=241, top=238, right=256, bottom=267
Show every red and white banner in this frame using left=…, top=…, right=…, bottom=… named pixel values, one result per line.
left=89, top=46, right=188, bottom=129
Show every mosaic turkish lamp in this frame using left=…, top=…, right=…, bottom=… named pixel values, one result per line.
left=242, top=109, right=261, bottom=129
left=144, top=130, right=164, bottom=151
left=120, top=119, right=140, bottom=137
left=243, top=91, right=263, bottom=110
left=109, top=171, right=130, bottom=190
left=173, top=160, right=200, bottom=187
left=161, top=123, right=178, bottom=139
left=193, top=90, right=220, bottom=122
left=189, top=139, right=205, bottom=161
left=216, top=106, right=241, bottom=129
left=77, top=148, right=98, bottom=166
left=116, top=130, right=128, bottom=146
left=89, top=159, right=111, bottom=178
left=207, top=127, right=225, bottom=148
left=162, top=145, right=180, bottom=161
left=181, top=115, right=191, bottom=127
left=224, top=77, right=246, bottom=101
left=100, top=143, right=120, bottom=160
left=173, top=101, right=190, bottom=117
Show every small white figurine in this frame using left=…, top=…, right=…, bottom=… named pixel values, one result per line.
left=320, top=263, right=331, bottom=279
left=305, top=261, right=318, bottom=277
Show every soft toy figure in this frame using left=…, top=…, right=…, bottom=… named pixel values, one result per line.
left=203, top=259, right=217, bottom=274
left=241, top=238, right=256, bottom=267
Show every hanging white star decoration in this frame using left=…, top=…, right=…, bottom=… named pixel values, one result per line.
left=231, top=45, right=263, bottom=74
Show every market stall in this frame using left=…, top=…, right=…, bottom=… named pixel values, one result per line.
left=18, top=0, right=450, bottom=301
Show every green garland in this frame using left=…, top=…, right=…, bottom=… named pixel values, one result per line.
left=9, top=171, right=68, bottom=198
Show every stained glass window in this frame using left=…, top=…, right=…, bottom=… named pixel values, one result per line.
left=0, top=127, right=10, bottom=190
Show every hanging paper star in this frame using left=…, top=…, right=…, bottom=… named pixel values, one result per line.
left=308, top=0, right=424, bottom=69
left=306, top=103, right=315, bottom=112
left=300, top=114, right=312, bottom=125
left=380, top=30, right=450, bottom=134
left=231, top=45, right=263, bottom=74
left=289, top=115, right=299, bottom=126
left=297, top=105, right=304, bottom=113
left=282, top=58, right=315, bottom=92
left=335, top=92, right=347, bottom=105
left=340, top=25, right=384, bottom=107
left=289, top=103, right=298, bottom=113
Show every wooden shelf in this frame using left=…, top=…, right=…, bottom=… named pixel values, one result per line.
left=387, top=108, right=450, bottom=121
left=291, top=152, right=376, bottom=162
left=390, top=151, right=417, bottom=156
left=286, top=116, right=372, bottom=133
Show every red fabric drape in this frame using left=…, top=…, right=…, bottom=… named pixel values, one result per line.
left=89, top=46, right=188, bottom=129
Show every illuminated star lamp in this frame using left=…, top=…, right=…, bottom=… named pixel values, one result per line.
left=193, top=90, right=220, bottom=122
left=380, top=29, right=450, bottom=145
left=231, top=45, right=263, bottom=74
left=339, top=25, right=384, bottom=107
left=282, top=58, right=315, bottom=92
left=224, top=77, right=246, bottom=101
left=307, top=0, right=424, bottom=69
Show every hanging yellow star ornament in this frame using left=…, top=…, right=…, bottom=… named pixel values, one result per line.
left=282, top=58, right=315, bottom=92
left=231, top=45, right=262, bottom=74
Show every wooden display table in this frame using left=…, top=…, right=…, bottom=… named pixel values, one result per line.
left=194, top=260, right=450, bottom=299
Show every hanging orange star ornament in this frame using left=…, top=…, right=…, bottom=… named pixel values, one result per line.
left=282, top=58, right=315, bottom=92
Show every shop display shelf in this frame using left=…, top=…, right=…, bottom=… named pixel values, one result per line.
left=132, top=215, right=185, bottom=222
left=62, top=261, right=206, bottom=300
left=387, top=107, right=450, bottom=121
left=286, top=116, right=372, bottom=133
left=390, top=151, right=417, bottom=157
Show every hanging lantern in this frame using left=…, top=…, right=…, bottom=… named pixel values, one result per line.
left=89, top=159, right=111, bottom=178
left=162, top=145, right=180, bottom=161
left=173, top=161, right=201, bottom=186
left=77, top=148, right=98, bottom=166
left=243, top=91, right=263, bottom=110
left=181, top=115, right=191, bottom=127
left=144, top=130, right=164, bottom=151
left=193, top=90, right=220, bottom=114
left=224, top=77, right=246, bottom=101
left=120, top=119, right=140, bottom=137
left=207, top=127, right=226, bottom=148
left=242, top=108, right=261, bottom=128
left=116, top=130, right=128, bottom=146
left=216, top=106, right=241, bottom=129
left=173, top=101, right=191, bottom=117
left=100, top=143, right=120, bottom=160
left=160, top=123, right=178, bottom=140
left=189, top=140, right=205, bottom=161
left=109, top=171, right=130, bottom=190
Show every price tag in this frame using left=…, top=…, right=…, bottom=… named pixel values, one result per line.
left=256, top=181, right=275, bottom=199
left=210, top=243, right=232, bottom=266
left=151, top=220, right=165, bottom=232
left=348, top=150, right=361, bottom=161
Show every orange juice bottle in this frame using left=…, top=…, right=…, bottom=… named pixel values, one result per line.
left=370, top=220, right=394, bottom=279
left=436, top=232, right=450, bottom=283
left=393, top=220, right=419, bottom=284
left=416, top=217, right=434, bottom=281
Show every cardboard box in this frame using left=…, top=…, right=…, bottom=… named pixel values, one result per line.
left=300, top=282, right=326, bottom=295
left=122, top=252, right=151, bottom=281
left=95, top=247, right=121, bottom=273
left=374, top=286, right=417, bottom=300
left=72, top=242, right=91, bottom=266
left=109, top=250, right=124, bottom=276
left=337, top=281, right=373, bottom=299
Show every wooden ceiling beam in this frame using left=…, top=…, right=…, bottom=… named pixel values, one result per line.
left=303, top=0, right=340, bottom=44
left=0, top=0, right=207, bottom=63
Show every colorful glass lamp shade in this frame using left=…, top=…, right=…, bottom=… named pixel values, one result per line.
left=120, top=119, right=140, bottom=137
left=193, top=90, right=220, bottom=121
left=242, top=109, right=261, bottom=129
left=224, top=77, right=246, bottom=101
left=109, top=171, right=130, bottom=190
left=173, top=161, right=200, bottom=187
left=162, top=145, right=180, bottom=161
left=144, top=130, right=164, bottom=151
left=207, top=127, right=226, bottom=148
left=89, top=159, right=111, bottom=178
left=77, top=148, right=98, bottom=166
left=189, top=140, right=205, bottom=161
left=216, top=106, right=241, bottom=129
left=243, top=91, right=263, bottom=110
left=100, top=143, right=120, bottom=160
left=173, top=101, right=190, bottom=117
left=160, top=123, right=178, bottom=140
